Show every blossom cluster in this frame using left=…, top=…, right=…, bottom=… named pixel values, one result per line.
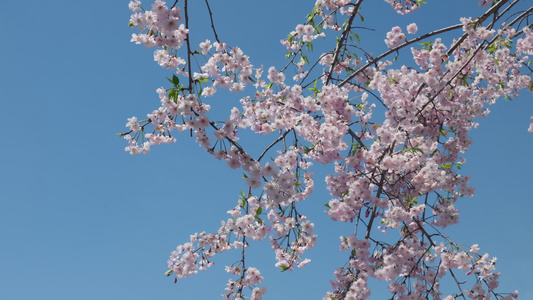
left=385, top=26, right=406, bottom=48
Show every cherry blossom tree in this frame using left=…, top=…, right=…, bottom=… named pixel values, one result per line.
left=120, top=0, right=533, bottom=299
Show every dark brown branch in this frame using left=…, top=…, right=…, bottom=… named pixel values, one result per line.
left=326, top=0, right=363, bottom=85
left=170, top=0, right=179, bottom=9
left=365, top=169, right=386, bottom=239
left=184, top=0, right=193, bottom=91
left=412, top=216, right=436, bottom=246
left=347, top=127, right=368, bottom=150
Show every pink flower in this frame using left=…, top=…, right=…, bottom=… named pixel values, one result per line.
left=126, top=116, right=141, bottom=133
left=251, top=287, right=267, bottom=300
left=244, top=267, right=263, bottom=286
left=226, top=156, right=241, bottom=169
left=128, top=0, right=141, bottom=12
left=407, top=23, right=418, bottom=34
left=199, top=39, right=212, bottom=54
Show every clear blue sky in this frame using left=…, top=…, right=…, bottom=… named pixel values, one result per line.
left=1, top=1, right=531, bottom=299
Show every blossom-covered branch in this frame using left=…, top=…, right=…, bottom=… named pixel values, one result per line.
left=122, top=0, right=532, bottom=299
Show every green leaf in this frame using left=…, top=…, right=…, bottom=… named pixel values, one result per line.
left=168, top=88, right=177, bottom=102
left=264, top=82, right=274, bottom=89
left=407, top=196, right=420, bottom=206
left=279, top=264, right=290, bottom=272
left=487, top=43, right=497, bottom=54
left=411, top=147, right=424, bottom=154
left=307, top=16, right=315, bottom=27
left=342, top=19, right=350, bottom=30
left=172, top=74, right=180, bottom=86
left=305, top=42, right=313, bottom=52
left=400, top=147, right=423, bottom=155
left=307, top=80, right=320, bottom=96
left=419, top=41, right=433, bottom=51
left=299, top=55, right=309, bottom=65
left=165, top=270, right=173, bottom=276
left=315, top=24, right=323, bottom=34
left=287, top=34, right=294, bottom=44
left=440, top=163, right=453, bottom=169
left=256, top=207, right=262, bottom=215
left=351, top=32, right=360, bottom=43
left=393, top=52, right=399, bottom=61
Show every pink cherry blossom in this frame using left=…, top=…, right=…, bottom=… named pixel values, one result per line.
left=406, top=23, right=418, bottom=34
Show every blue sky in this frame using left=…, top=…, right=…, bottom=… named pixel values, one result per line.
left=1, top=0, right=532, bottom=299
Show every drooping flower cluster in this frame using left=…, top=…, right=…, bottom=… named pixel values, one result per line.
left=384, top=0, right=423, bottom=14
left=122, top=0, right=532, bottom=299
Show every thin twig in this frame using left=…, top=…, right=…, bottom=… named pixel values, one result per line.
left=339, top=23, right=463, bottom=88
left=204, top=0, right=221, bottom=43
left=257, top=129, right=293, bottom=162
